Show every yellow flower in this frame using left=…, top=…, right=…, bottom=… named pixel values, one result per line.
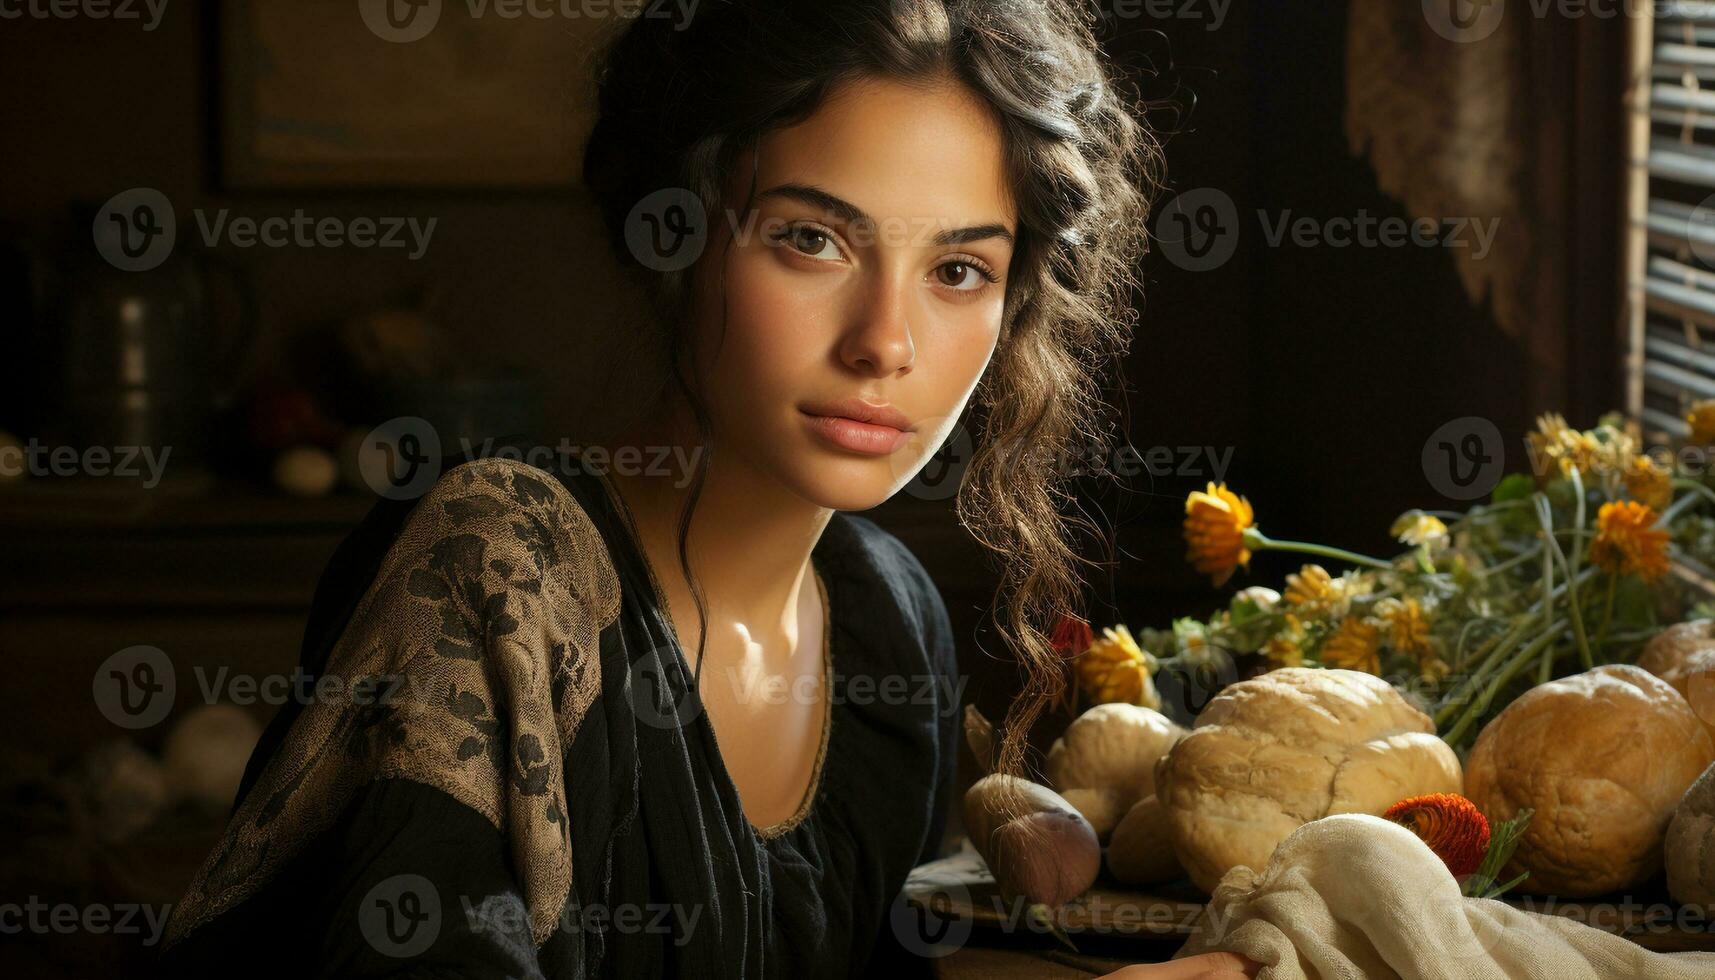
left=1073, top=625, right=1161, bottom=709
left=1688, top=399, right=1715, bottom=446
left=1284, top=564, right=1336, bottom=608
left=1623, top=454, right=1672, bottom=511
left=1184, top=483, right=1255, bottom=587
left=1526, top=412, right=1603, bottom=478
left=1376, top=597, right=1435, bottom=664
left=1590, top=430, right=1638, bottom=477
left=1282, top=564, right=1371, bottom=619
left=1390, top=511, right=1449, bottom=551
left=1320, top=617, right=1381, bottom=675
left=1262, top=613, right=1307, bottom=668
left=1377, top=594, right=1450, bottom=682
left=1590, top=500, right=1671, bottom=583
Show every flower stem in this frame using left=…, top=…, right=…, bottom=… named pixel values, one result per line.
left=1434, top=615, right=1537, bottom=727
left=1537, top=493, right=1593, bottom=671
left=1593, top=573, right=1619, bottom=661
left=1431, top=565, right=1599, bottom=729
left=1478, top=545, right=1544, bottom=578
left=1568, top=467, right=1588, bottom=576
left=1443, top=620, right=1567, bottom=748
left=1663, top=478, right=1715, bottom=523
left=1247, top=531, right=1393, bottom=571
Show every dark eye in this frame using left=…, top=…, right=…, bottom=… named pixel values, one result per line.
left=783, top=227, right=841, bottom=260
left=936, top=261, right=991, bottom=291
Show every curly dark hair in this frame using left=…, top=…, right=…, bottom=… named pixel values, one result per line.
left=581, top=0, right=1165, bottom=821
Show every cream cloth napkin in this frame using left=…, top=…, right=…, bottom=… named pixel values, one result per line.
left=1172, top=813, right=1715, bottom=980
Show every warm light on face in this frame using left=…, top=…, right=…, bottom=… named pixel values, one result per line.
left=688, top=74, right=1017, bottom=511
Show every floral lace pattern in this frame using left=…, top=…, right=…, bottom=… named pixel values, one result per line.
left=162, top=457, right=623, bottom=949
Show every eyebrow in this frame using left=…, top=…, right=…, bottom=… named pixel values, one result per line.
left=755, top=182, right=1016, bottom=247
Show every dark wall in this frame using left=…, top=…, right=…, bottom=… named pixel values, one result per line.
left=0, top=1, right=647, bottom=447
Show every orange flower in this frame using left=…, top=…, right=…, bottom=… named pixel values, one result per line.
left=1184, top=483, right=1255, bottom=587
left=1590, top=500, right=1671, bottom=582
left=1385, top=793, right=1491, bottom=879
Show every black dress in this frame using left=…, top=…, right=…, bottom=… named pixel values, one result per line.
left=155, top=444, right=961, bottom=979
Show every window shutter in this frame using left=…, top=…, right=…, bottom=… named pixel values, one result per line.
left=1626, top=2, right=1715, bottom=438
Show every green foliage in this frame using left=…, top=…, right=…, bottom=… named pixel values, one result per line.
left=1463, top=807, right=1535, bottom=900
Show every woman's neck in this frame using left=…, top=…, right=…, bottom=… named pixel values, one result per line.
left=603, top=424, right=832, bottom=663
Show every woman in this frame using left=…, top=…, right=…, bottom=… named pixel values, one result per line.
left=159, top=2, right=1258, bottom=976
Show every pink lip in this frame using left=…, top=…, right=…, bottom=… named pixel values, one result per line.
left=800, top=398, right=915, bottom=431
left=800, top=407, right=913, bottom=456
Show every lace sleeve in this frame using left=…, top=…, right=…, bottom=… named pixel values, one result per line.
left=162, top=456, right=623, bottom=951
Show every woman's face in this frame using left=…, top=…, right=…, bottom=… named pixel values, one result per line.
left=686, top=73, right=1017, bottom=512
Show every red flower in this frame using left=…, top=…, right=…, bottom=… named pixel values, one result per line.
left=1049, top=614, right=1095, bottom=661
left=1384, top=793, right=1491, bottom=879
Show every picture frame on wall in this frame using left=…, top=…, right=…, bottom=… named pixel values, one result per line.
left=217, top=0, right=603, bottom=190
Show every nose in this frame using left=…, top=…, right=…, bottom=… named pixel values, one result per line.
left=839, top=268, right=916, bottom=377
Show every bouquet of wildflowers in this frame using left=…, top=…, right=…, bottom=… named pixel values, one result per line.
left=1065, top=409, right=1715, bottom=750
